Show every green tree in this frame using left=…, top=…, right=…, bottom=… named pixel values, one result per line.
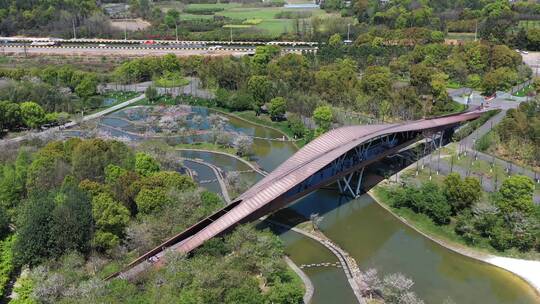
left=421, top=182, right=451, bottom=225
left=482, top=67, right=518, bottom=95
left=164, top=9, right=181, bottom=40
left=287, top=114, right=306, bottom=138
left=50, top=183, right=93, bottom=256
left=410, top=64, right=433, bottom=95
left=14, top=196, right=54, bottom=266
left=490, top=225, right=513, bottom=251
left=0, top=164, right=25, bottom=212
left=313, top=105, right=333, bottom=136
left=328, top=33, right=342, bottom=47
left=92, top=230, right=120, bottom=252
left=247, top=75, right=272, bottom=113
left=0, top=206, right=9, bottom=238
left=135, top=188, right=170, bottom=215
left=268, top=97, right=286, bottom=121
left=497, top=175, right=535, bottom=214
left=252, top=45, right=281, bottom=74
left=105, top=164, right=128, bottom=185
left=74, top=74, right=98, bottom=98
left=92, top=193, right=130, bottom=236
left=135, top=152, right=160, bottom=177
left=72, top=139, right=134, bottom=182
left=145, top=85, right=158, bottom=103
left=26, top=153, right=69, bottom=195
left=443, top=173, right=482, bottom=214
left=0, top=101, right=21, bottom=132
left=19, top=102, right=45, bottom=129
left=491, top=45, right=521, bottom=70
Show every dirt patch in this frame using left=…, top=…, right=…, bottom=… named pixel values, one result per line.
left=110, top=18, right=151, bottom=31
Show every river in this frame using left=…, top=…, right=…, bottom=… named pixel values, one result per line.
left=97, top=105, right=539, bottom=303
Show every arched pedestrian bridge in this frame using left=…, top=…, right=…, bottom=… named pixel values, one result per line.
left=110, top=108, right=486, bottom=280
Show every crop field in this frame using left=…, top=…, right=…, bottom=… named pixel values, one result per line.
left=446, top=32, right=476, bottom=41
left=156, top=1, right=326, bottom=37
left=518, top=20, right=540, bottom=29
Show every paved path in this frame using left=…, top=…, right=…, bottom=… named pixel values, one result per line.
left=284, top=256, right=314, bottom=304
left=176, top=148, right=269, bottom=176
left=181, top=157, right=231, bottom=204
left=0, top=94, right=145, bottom=145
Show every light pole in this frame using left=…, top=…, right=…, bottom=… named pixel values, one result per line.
left=72, top=19, right=77, bottom=39
left=344, top=23, right=352, bottom=44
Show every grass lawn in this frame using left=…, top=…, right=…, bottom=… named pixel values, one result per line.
left=101, top=91, right=140, bottom=103
left=154, top=73, right=190, bottom=88
left=256, top=19, right=293, bottom=35
left=446, top=32, right=476, bottom=41
left=217, top=7, right=284, bottom=19
left=446, top=81, right=462, bottom=89
left=133, top=95, right=178, bottom=106
left=180, top=13, right=214, bottom=20
left=513, top=84, right=535, bottom=97
left=186, top=3, right=242, bottom=10
left=176, top=142, right=238, bottom=155
left=518, top=20, right=540, bottom=29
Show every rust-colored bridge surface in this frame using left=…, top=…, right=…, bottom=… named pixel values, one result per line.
left=110, top=108, right=486, bottom=280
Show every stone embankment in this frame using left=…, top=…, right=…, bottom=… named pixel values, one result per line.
left=267, top=220, right=367, bottom=304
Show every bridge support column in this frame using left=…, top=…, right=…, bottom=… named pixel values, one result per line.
left=338, top=167, right=365, bottom=198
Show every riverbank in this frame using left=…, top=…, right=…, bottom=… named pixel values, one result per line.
left=267, top=220, right=367, bottom=304
left=284, top=256, right=314, bottom=304
left=368, top=186, right=540, bottom=298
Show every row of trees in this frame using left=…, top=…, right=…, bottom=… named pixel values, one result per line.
left=0, top=65, right=114, bottom=136
left=0, top=101, right=67, bottom=132
left=388, top=173, right=540, bottom=253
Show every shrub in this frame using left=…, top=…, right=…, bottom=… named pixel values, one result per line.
left=0, top=235, right=15, bottom=297
left=490, top=226, right=514, bottom=251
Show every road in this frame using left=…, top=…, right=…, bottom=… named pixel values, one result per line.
left=0, top=93, right=145, bottom=145
left=0, top=44, right=316, bottom=57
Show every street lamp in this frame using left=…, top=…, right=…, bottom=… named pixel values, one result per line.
left=344, top=23, right=352, bottom=44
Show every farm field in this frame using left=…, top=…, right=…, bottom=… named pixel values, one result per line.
left=156, top=1, right=326, bottom=37
left=446, top=32, right=476, bottom=41
left=518, top=20, right=540, bottom=29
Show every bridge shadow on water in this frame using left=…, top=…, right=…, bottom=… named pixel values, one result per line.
left=258, top=143, right=432, bottom=232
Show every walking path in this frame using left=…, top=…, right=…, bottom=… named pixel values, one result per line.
left=176, top=148, right=268, bottom=176
left=267, top=220, right=367, bottom=304
left=0, top=94, right=145, bottom=145
left=284, top=256, right=314, bottom=304
left=181, top=157, right=231, bottom=204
